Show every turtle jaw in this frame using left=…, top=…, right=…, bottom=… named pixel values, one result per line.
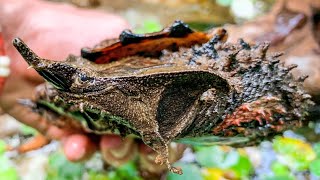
left=12, top=38, right=74, bottom=91
left=37, top=69, right=72, bottom=91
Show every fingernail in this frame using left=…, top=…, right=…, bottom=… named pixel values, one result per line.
left=63, top=134, right=92, bottom=161
left=139, top=144, right=154, bottom=154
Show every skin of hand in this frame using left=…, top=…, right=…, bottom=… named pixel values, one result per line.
left=0, top=0, right=153, bottom=162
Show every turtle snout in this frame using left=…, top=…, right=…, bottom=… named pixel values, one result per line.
left=37, top=69, right=71, bottom=91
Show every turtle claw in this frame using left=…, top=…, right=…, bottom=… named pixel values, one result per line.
left=155, top=155, right=164, bottom=165
left=170, top=166, right=183, bottom=175
left=155, top=153, right=183, bottom=174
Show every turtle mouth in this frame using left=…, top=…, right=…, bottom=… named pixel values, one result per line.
left=37, top=69, right=70, bottom=91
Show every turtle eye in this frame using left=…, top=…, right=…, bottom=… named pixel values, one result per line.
left=79, top=73, right=89, bottom=82
left=74, top=73, right=96, bottom=89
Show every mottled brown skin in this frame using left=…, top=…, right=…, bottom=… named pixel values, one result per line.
left=13, top=22, right=313, bottom=174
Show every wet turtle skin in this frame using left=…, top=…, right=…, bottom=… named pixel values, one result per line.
left=13, top=21, right=314, bottom=174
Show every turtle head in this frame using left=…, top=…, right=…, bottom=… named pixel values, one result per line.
left=13, top=38, right=94, bottom=92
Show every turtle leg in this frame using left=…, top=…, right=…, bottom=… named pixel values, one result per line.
left=127, top=107, right=183, bottom=174
left=142, top=131, right=182, bottom=174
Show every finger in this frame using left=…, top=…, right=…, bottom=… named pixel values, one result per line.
left=100, top=134, right=122, bottom=148
left=2, top=93, right=74, bottom=140
left=138, top=143, right=187, bottom=174
left=5, top=100, right=51, bottom=132
left=139, top=144, right=164, bottom=174
left=45, top=125, right=72, bottom=140
left=63, top=134, right=97, bottom=162
left=100, top=135, right=137, bottom=167
left=138, top=143, right=154, bottom=154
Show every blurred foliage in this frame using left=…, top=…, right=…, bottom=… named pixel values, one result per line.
left=273, top=137, right=316, bottom=171
left=33, top=137, right=320, bottom=180
left=167, top=137, right=320, bottom=179
left=47, top=152, right=85, bottom=180
left=0, top=140, right=18, bottom=180
left=20, top=124, right=38, bottom=136
left=46, top=151, right=143, bottom=180
left=167, top=163, right=202, bottom=180
left=134, top=19, right=162, bottom=34
left=310, top=143, right=320, bottom=177
left=105, top=162, right=142, bottom=180
left=195, top=146, right=253, bottom=178
left=194, top=146, right=253, bottom=179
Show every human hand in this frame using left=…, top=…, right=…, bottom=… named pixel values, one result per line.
left=0, top=0, right=145, bottom=163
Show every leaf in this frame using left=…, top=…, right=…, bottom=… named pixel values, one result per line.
left=271, top=162, right=290, bottom=176
left=272, top=137, right=316, bottom=170
left=177, top=136, right=250, bottom=146
left=221, top=150, right=239, bottom=169
left=108, top=161, right=142, bottom=180
left=313, top=143, right=320, bottom=158
left=21, top=124, right=38, bottom=136
left=263, top=175, right=295, bottom=180
left=0, top=168, right=18, bottom=180
left=195, top=146, right=226, bottom=168
left=229, top=154, right=253, bottom=177
left=0, top=156, right=10, bottom=171
left=167, top=163, right=202, bottom=180
left=0, top=140, right=6, bottom=155
left=195, top=146, right=252, bottom=178
left=47, top=151, right=85, bottom=180
left=134, top=20, right=162, bottom=34
left=216, top=0, right=233, bottom=7
left=310, top=158, right=320, bottom=177
left=202, top=168, right=236, bottom=180
left=88, top=171, right=108, bottom=180
left=0, top=147, right=18, bottom=180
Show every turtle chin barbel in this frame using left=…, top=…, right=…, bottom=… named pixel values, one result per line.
left=12, top=20, right=314, bottom=175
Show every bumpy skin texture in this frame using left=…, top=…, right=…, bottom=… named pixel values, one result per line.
left=12, top=21, right=313, bottom=174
